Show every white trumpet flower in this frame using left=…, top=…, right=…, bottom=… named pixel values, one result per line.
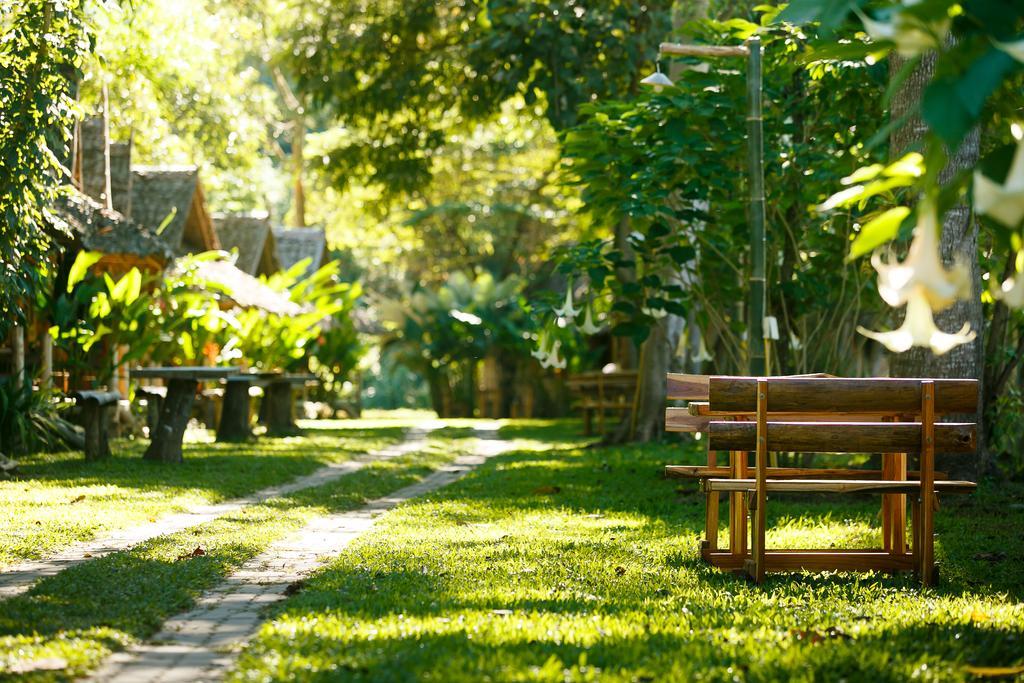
left=858, top=289, right=976, bottom=355
left=578, top=300, right=603, bottom=335
left=641, top=306, right=668, bottom=319
left=855, top=7, right=949, bottom=57
left=974, top=137, right=1024, bottom=228
left=548, top=341, right=567, bottom=370
left=539, top=340, right=566, bottom=369
left=694, top=334, right=713, bottom=363
left=531, top=329, right=552, bottom=361
left=871, top=203, right=971, bottom=311
left=993, top=271, right=1024, bottom=308
left=554, top=281, right=580, bottom=320
left=994, top=39, right=1024, bottom=63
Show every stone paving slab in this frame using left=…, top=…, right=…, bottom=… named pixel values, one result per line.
left=0, top=423, right=443, bottom=601
left=89, top=425, right=511, bottom=683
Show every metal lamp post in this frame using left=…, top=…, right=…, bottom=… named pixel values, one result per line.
left=645, top=37, right=767, bottom=376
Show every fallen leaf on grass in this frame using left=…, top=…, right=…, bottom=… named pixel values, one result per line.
left=176, top=546, right=206, bottom=561
left=6, top=657, right=68, bottom=674
left=965, top=664, right=1024, bottom=677
left=789, top=627, right=851, bottom=644
left=532, top=485, right=561, bottom=495
left=69, top=495, right=85, bottom=504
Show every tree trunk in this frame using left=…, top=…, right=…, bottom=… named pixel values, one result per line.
left=888, top=53, right=985, bottom=479
left=631, top=316, right=673, bottom=441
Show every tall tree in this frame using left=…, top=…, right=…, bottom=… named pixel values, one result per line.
left=0, top=0, right=91, bottom=334
left=888, top=53, right=985, bottom=478
left=283, top=0, right=672, bottom=199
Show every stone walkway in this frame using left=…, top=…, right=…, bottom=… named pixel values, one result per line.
left=0, top=423, right=442, bottom=601
left=89, top=425, right=510, bottom=683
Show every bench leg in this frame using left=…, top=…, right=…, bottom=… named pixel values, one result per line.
left=217, top=380, right=253, bottom=443
left=81, top=402, right=111, bottom=461
left=919, top=382, right=936, bottom=586
left=143, top=379, right=197, bottom=463
left=703, top=449, right=719, bottom=554
left=747, top=381, right=768, bottom=583
left=729, top=450, right=748, bottom=558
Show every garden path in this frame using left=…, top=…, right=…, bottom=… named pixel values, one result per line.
left=0, top=423, right=443, bottom=600
left=88, top=425, right=511, bottom=683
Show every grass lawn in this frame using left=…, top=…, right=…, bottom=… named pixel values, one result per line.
left=231, top=420, right=1024, bottom=682
left=0, top=429, right=476, bottom=681
left=0, top=418, right=414, bottom=568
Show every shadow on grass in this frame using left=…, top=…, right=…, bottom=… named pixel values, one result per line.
left=4, top=425, right=408, bottom=502
left=0, top=452, right=448, bottom=680
left=235, top=434, right=1024, bottom=681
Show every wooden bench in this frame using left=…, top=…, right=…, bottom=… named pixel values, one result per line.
left=566, top=370, right=637, bottom=435
left=70, top=390, right=120, bottom=461
left=665, top=374, right=978, bottom=585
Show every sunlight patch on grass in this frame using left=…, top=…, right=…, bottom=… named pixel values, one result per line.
left=0, top=433, right=471, bottom=681
left=231, top=423, right=1024, bottom=683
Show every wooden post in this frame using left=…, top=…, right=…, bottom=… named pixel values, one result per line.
left=919, top=380, right=936, bottom=585
left=12, top=325, right=25, bottom=390
left=41, top=333, right=53, bottom=390
left=751, top=378, right=768, bottom=582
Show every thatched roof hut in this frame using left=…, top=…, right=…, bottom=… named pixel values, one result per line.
left=64, top=117, right=172, bottom=273
left=52, top=190, right=173, bottom=271
left=272, top=226, right=328, bottom=278
left=130, top=166, right=219, bottom=256
left=213, top=212, right=280, bottom=277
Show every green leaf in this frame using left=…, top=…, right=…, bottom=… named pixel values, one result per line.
left=922, top=48, right=1017, bottom=149
left=775, top=0, right=856, bottom=31
left=156, top=207, right=178, bottom=235
left=67, top=251, right=103, bottom=293
left=111, top=268, right=142, bottom=305
left=849, top=206, right=911, bottom=260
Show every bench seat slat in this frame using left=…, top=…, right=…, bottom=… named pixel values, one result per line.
left=709, top=376, right=978, bottom=415
left=705, top=550, right=916, bottom=572
left=704, top=478, right=976, bottom=494
left=708, top=421, right=976, bottom=454
left=665, top=465, right=949, bottom=480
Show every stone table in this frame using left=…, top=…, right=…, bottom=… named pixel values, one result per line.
left=131, top=366, right=239, bottom=463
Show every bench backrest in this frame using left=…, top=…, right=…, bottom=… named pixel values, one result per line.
left=708, top=376, right=977, bottom=415
left=704, top=376, right=978, bottom=455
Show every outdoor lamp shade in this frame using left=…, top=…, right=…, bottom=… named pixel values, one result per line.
left=640, top=64, right=674, bottom=90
